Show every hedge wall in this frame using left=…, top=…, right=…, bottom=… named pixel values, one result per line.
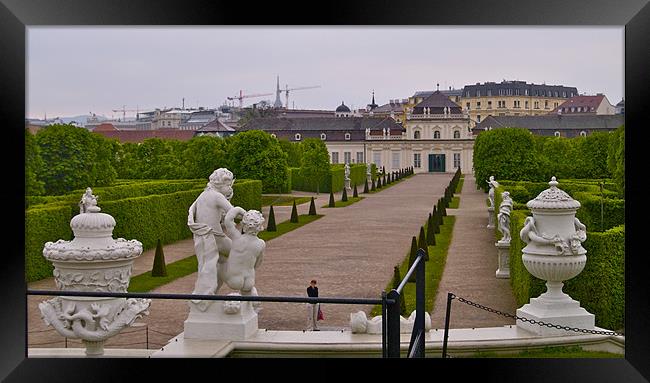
left=25, top=179, right=262, bottom=282
left=508, top=211, right=625, bottom=330
left=290, top=164, right=374, bottom=193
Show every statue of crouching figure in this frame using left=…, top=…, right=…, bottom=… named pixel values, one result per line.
left=217, top=207, right=266, bottom=313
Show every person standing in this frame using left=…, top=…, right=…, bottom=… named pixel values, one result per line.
left=307, top=280, right=319, bottom=331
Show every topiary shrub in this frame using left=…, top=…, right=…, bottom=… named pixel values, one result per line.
left=407, top=236, right=418, bottom=283
left=341, top=187, right=348, bottom=202
left=363, top=179, right=369, bottom=193
left=290, top=200, right=299, bottom=223
left=329, top=191, right=335, bottom=207
left=427, top=214, right=436, bottom=246
left=267, top=205, right=277, bottom=231
left=353, top=184, right=358, bottom=198
left=391, top=265, right=408, bottom=316
left=417, top=226, right=429, bottom=261
left=308, top=197, right=317, bottom=215
left=151, top=239, right=168, bottom=277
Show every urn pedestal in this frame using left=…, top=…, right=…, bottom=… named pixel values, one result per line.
left=487, top=206, right=495, bottom=228
left=495, top=241, right=510, bottom=279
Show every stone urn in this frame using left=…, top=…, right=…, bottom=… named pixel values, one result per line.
left=38, top=188, right=151, bottom=356
left=516, top=177, right=594, bottom=336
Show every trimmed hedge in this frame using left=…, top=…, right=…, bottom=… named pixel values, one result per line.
left=290, top=164, right=376, bottom=193
left=509, top=210, right=625, bottom=330
left=25, top=179, right=262, bottom=282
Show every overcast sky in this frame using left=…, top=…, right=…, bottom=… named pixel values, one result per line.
left=27, top=27, right=624, bottom=119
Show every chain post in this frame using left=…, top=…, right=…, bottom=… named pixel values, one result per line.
left=442, top=292, right=454, bottom=358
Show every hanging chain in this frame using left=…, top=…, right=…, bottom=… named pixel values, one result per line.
left=450, top=294, right=624, bottom=337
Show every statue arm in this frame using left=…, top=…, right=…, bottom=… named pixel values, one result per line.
left=254, top=241, right=265, bottom=269
left=224, top=206, right=246, bottom=239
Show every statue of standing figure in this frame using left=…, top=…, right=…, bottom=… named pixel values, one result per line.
left=187, top=168, right=267, bottom=312
left=487, top=176, right=499, bottom=209
left=497, top=191, right=513, bottom=244
left=344, top=162, right=352, bottom=191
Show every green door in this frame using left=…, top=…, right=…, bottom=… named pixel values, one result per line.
left=428, top=154, right=446, bottom=172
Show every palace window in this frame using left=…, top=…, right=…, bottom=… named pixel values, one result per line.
left=356, top=152, right=364, bottom=164
left=554, top=131, right=561, bottom=137
left=392, top=152, right=400, bottom=168
left=466, top=102, right=470, bottom=110
left=476, top=101, right=481, bottom=109
left=345, top=132, right=351, bottom=140
left=331, top=152, right=339, bottom=163
left=545, top=100, right=549, bottom=109
left=514, top=100, right=521, bottom=108
left=414, top=130, right=421, bottom=139
left=534, top=101, right=540, bottom=109
left=477, top=90, right=481, bottom=97
left=373, top=152, right=381, bottom=167
left=487, top=101, right=492, bottom=109
left=414, top=153, right=421, bottom=168
left=525, top=89, right=529, bottom=96
left=580, top=131, right=587, bottom=137
left=344, top=152, right=352, bottom=164
left=320, top=133, right=327, bottom=140
left=453, top=153, right=461, bottom=169
left=563, top=91, right=567, bottom=97
left=487, top=90, right=492, bottom=96
left=525, top=101, right=529, bottom=109
left=477, top=115, right=481, bottom=123
left=433, top=130, right=441, bottom=139
left=453, top=130, right=460, bottom=139
left=295, top=133, right=302, bottom=141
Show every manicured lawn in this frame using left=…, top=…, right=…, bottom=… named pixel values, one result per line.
left=128, top=214, right=324, bottom=292
left=258, top=214, right=324, bottom=241
left=129, top=255, right=198, bottom=293
left=448, top=196, right=460, bottom=209
left=262, top=195, right=312, bottom=207
left=368, top=174, right=414, bottom=194
left=467, top=345, right=623, bottom=358
left=370, top=215, right=456, bottom=316
left=322, top=196, right=364, bottom=208
left=456, top=176, right=464, bottom=194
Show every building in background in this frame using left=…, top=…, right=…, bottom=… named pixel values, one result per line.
left=474, top=114, right=624, bottom=138
left=615, top=99, right=625, bottom=115
left=460, top=80, right=578, bottom=126
left=551, top=94, right=616, bottom=115
left=193, top=119, right=236, bottom=138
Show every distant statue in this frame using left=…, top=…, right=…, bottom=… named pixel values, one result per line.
left=487, top=176, right=499, bottom=208
left=217, top=207, right=266, bottom=311
left=187, top=168, right=235, bottom=304
left=497, top=191, right=513, bottom=244
left=344, top=162, right=351, bottom=180
left=79, top=187, right=100, bottom=213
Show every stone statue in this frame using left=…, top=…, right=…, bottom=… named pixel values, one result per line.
left=350, top=311, right=431, bottom=334
left=79, top=187, right=100, bottom=213
left=217, top=207, right=265, bottom=312
left=187, top=168, right=235, bottom=301
left=487, top=176, right=499, bottom=208
left=497, top=191, right=513, bottom=244
left=366, top=163, right=371, bottom=177
left=344, top=162, right=350, bottom=180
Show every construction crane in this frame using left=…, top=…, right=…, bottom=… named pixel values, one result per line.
left=111, top=105, right=140, bottom=121
left=227, top=90, right=274, bottom=109
left=284, top=85, right=320, bottom=109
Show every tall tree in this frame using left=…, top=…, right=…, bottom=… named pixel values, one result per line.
left=25, top=129, right=45, bottom=196
left=182, top=135, right=228, bottom=179
left=300, top=138, right=330, bottom=194
left=278, top=138, right=304, bottom=168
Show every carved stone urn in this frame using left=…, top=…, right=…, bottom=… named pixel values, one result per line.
left=38, top=188, right=151, bottom=356
left=516, top=177, right=594, bottom=336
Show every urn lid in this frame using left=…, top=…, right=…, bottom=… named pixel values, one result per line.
left=69, top=188, right=116, bottom=237
left=526, top=177, right=581, bottom=210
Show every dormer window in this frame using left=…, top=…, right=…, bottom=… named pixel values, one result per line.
left=295, top=133, right=301, bottom=141
left=344, top=132, right=351, bottom=140
left=580, top=131, right=587, bottom=137
left=554, top=131, right=561, bottom=137
left=414, top=130, right=421, bottom=139
left=320, top=133, right=327, bottom=140
left=453, top=130, right=460, bottom=139
left=434, top=131, right=441, bottom=139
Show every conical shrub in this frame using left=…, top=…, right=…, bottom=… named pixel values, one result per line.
left=151, top=239, right=168, bottom=277
left=329, top=191, right=335, bottom=207
left=418, top=226, right=429, bottom=261
left=308, top=197, right=317, bottom=215
left=341, top=187, right=348, bottom=202
left=363, top=179, right=369, bottom=193
left=408, top=236, right=418, bottom=282
left=427, top=216, right=436, bottom=246
left=391, top=265, right=408, bottom=316
left=371, top=178, right=376, bottom=191
left=353, top=184, right=359, bottom=198
left=290, top=200, right=299, bottom=223
left=267, top=205, right=277, bottom=231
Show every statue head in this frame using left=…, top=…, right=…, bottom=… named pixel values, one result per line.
left=241, top=210, right=265, bottom=235
left=489, top=176, right=495, bottom=182
left=208, top=168, right=235, bottom=199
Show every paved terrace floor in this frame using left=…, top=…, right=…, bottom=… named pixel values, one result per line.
left=430, top=174, right=517, bottom=329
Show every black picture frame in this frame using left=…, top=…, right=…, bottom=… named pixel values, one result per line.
left=1, top=0, right=648, bottom=381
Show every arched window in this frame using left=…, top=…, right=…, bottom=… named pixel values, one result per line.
left=344, top=132, right=351, bottom=140
left=320, top=133, right=327, bottom=140
left=295, top=133, right=301, bottom=141
left=433, top=131, right=441, bottom=139
left=270, top=133, right=277, bottom=138
left=580, top=131, right=587, bottom=137
left=453, top=130, right=460, bottom=139
left=554, top=131, right=561, bottom=137
left=414, top=130, right=421, bottom=139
